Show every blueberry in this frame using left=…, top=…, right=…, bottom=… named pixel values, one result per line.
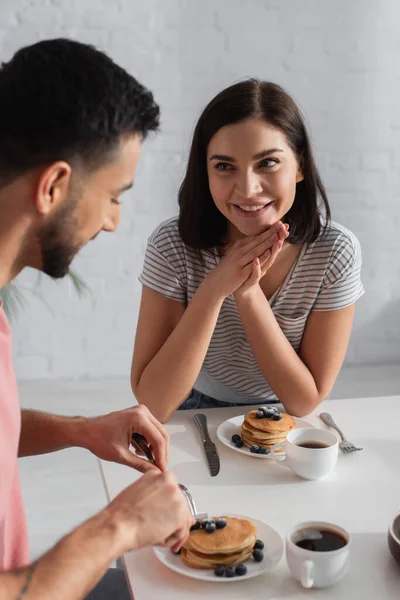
left=253, top=549, right=264, bottom=562
left=272, top=413, right=282, bottom=421
left=235, top=439, right=244, bottom=448
left=250, top=445, right=260, bottom=453
left=190, top=521, right=201, bottom=531
left=258, top=447, right=270, bottom=455
left=201, top=518, right=213, bottom=529
left=225, top=567, right=235, bottom=578
left=254, top=539, right=265, bottom=550
left=261, top=407, right=275, bottom=418
left=215, top=565, right=225, bottom=577
left=256, top=410, right=265, bottom=419
left=215, top=517, right=227, bottom=529
left=235, top=563, right=247, bottom=576
left=231, top=434, right=241, bottom=444
left=205, top=522, right=217, bottom=533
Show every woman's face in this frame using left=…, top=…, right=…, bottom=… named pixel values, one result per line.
left=207, top=118, right=303, bottom=240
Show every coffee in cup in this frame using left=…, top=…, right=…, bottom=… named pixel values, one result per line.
left=286, top=521, right=351, bottom=588
left=271, top=427, right=338, bottom=480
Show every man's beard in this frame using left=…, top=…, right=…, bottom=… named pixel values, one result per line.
left=38, top=194, right=82, bottom=279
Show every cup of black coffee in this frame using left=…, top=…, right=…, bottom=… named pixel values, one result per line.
left=286, top=521, right=351, bottom=588
left=271, top=428, right=339, bottom=480
left=388, top=508, right=400, bottom=567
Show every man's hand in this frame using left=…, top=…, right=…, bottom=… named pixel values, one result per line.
left=0, top=470, right=194, bottom=600
left=80, top=404, right=169, bottom=472
left=108, top=470, right=195, bottom=554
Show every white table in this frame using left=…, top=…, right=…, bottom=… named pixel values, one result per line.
left=99, top=396, right=400, bottom=599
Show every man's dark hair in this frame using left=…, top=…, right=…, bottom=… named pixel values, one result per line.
left=178, top=79, right=330, bottom=249
left=0, top=38, right=160, bottom=186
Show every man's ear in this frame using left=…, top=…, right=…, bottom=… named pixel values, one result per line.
left=35, top=162, right=72, bottom=216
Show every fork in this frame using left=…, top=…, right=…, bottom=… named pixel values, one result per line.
left=319, top=412, right=363, bottom=454
left=131, top=433, right=156, bottom=464
left=178, top=484, right=208, bottom=521
left=131, top=435, right=209, bottom=520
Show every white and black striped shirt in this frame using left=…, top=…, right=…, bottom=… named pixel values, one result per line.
left=139, top=217, right=364, bottom=404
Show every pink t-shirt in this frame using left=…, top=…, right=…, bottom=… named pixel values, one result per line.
left=0, top=306, right=29, bottom=570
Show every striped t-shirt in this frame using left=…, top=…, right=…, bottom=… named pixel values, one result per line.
left=139, top=217, right=364, bottom=404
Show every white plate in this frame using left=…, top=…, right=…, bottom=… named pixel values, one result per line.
left=216, top=414, right=314, bottom=459
left=153, top=514, right=284, bottom=583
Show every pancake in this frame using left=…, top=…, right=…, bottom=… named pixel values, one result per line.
left=244, top=409, right=295, bottom=434
left=181, top=546, right=254, bottom=569
left=242, top=434, right=286, bottom=448
left=241, top=431, right=286, bottom=449
left=241, top=408, right=295, bottom=450
left=185, top=516, right=256, bottom=554
left=242, top=422, right=288, bottom=442
left=181, top=516, right=257, bottom=569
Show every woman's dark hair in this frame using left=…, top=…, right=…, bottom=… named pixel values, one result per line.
left=178, top=79, right=330, bottom=249
left=0, top=38, right=160, bottom=187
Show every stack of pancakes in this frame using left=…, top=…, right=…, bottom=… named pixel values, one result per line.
left=241, top=409, right=296, bottom=449
left=181, top=517, right=257, bottom=569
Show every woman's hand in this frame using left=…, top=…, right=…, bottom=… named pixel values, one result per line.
left=234, top=223, right=289, bottom=299
left=204, top=221, right=288, bottom=300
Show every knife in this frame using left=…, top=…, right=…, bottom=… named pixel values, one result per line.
left=193, top=413, right=220, bottom=477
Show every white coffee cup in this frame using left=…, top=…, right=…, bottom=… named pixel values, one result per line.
left=271, top=428, right=338, bottom=480
left=286, top=521, right=351, bottom=588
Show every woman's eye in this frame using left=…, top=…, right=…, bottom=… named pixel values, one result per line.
left=215, top=162, right=234, bottom=171
left=259, top=158, right=279, bottom=168
left=111, top=198, right=121, bottom=205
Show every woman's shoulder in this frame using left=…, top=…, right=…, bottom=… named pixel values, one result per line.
left=310, top=221, right=361, bottom=257
left=145, top=217, right=202, bottom=271
left=147, top=216, right=182, bottom=248
left=304, top=220, right=362, bottom=278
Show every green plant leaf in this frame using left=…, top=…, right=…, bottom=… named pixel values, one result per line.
left=68, top=270, right=91, bottom=298
left=0, top=283, right=28, bottom=322
left=0, top=270, right=90, bottom=321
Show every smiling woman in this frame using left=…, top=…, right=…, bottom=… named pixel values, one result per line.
left=131, top=79, right=364, bottom=422
left=206, top=121, right=304, bottom=240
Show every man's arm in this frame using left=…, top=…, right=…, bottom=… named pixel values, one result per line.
left=18, top=405, right=169, bottom=473
left=0, top=470, right=193, bottom=600
left=0, top=510, right=119, bottom=600
left=18, top=410, right=85, bottom=457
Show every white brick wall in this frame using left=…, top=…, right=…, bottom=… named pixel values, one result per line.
left=2, top=0, right=400, bottom=379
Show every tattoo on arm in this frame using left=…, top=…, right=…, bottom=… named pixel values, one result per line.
left=15, top=564, right=37, bottom=600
